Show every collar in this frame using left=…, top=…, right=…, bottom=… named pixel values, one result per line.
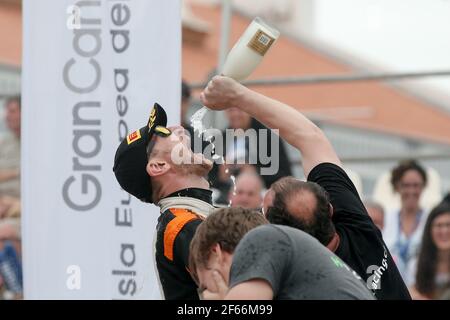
left=158, top=188, right=214, bottom=218
left=164, top=188, right=212, bottom=205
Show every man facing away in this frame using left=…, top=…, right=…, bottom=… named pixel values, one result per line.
left=189, top=207, right=375, bottom=300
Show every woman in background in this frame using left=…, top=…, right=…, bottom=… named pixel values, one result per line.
left=383, top=160, right=429, bottom=280
left=408, top=203, right=450, bottom=299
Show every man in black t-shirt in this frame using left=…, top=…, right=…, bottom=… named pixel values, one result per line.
left=201, top=76, right=411, bottom=300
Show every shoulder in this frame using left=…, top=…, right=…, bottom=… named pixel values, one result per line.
left=307, top=163, right=360, bottom=197
left=307, top=162, right=348, bottom=182
left=238, top=224, right=293, bottom=251
left=404, top=257, right=418, bottom=287
left=160, top=208, right=203, bottom=262
left=417, top=208, right=430, bottom=230
left=382, top=208, right=400, bottom=242
left=245, top=224, right=290, bottom=240
left=163, top=208, right=203, bottom=237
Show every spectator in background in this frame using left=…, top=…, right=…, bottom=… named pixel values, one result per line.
left=211, top=107, right=292, bottom=203
left=407, top=203, right=450, bottom=299
left=0, top=96, right=21, bottom=198
left=383, top=160, right=429, bottom=280
left=364, top=200, right=385, bottom=231
left=0, top=196, right=20, bottom=220
left=229, top=172, right=264, bottom=210
left=0, top=233, right=22, bottom=300
left=0, top=96, right=22, bottom=299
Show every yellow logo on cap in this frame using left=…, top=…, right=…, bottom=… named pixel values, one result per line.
left=127, top=130, right=142, bottom=144
left=148, top=107, right=157, bottom=130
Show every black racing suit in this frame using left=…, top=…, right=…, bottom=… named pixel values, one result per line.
left=155, top=188, right=213, bottom=300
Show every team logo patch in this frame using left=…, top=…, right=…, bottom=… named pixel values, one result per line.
left=127, top=130, right=142, bottom=144
left=148, top=107, right=157, bottom=130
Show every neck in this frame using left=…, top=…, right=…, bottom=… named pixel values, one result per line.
left=155, top=174, right=209, bottom=202
left=437, top=249, right=450, bottom=262
left=401, top=206, right=420, bottom=217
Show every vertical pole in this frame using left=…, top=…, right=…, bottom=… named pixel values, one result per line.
left=218, top=0, right=232, bottom=72
left=213, top=0, right=232, bottom=128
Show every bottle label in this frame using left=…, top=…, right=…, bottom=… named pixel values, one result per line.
left=247, top=29, right=275, bottom=56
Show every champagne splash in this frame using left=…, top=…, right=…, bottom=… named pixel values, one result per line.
left=190, top=109, right=238, bottom=208
left=190, top=106, right=209, bottom=137
left=228, top=173, right=237, bottom=208
left=190, top=110, right=237, bottom=208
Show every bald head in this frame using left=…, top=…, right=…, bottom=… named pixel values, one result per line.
left=229, top=173, right=264, bottom=209
left=263, top=176, right=335, bottom=246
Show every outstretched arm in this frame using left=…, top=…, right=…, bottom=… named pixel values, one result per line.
left=201, top=76, right=340, bottom=177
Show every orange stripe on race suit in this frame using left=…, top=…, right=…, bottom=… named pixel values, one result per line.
left=164, top=208, right=200, bottom=262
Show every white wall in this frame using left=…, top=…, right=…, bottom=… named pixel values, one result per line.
left=229, top=0, right=450, bottom=110
left=312, top=0, right=450, bottom=109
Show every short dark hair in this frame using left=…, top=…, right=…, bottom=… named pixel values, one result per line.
left=6, top=95, right=21, bottom=109
left=266, top=177, right=335, bottom=245
left=442, top=192, right=450, bottom=205
left=182, top=80, right=191, bottom=101
left=391, top=159, right=427, bottom=190
left=189, top=207, right=268, bottom=277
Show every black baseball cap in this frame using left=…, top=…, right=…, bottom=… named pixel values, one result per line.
left=113, top=103, right=168, bottom=203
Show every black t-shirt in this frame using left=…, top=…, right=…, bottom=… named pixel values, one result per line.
left=308, top=163, right=411, bottom=300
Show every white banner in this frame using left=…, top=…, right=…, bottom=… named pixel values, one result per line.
left=21, top=0, right=181, bottom=299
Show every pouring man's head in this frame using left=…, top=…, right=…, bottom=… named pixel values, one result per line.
left=113, top=103, right=212, bottom=204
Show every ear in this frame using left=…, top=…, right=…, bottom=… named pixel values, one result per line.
left=146, top=158, right=171, bottom=177
left=210, top=243, right=223, bottom=262
left=329, top=203, right=334, bottom=218
left=211, top=243, right=221, bottom=254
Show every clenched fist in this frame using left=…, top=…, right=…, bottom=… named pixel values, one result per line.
left=200, top=76, right=247, bottom=111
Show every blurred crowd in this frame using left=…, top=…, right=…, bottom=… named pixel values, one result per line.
left=0, top=81, right=449, bottom=299
left=0, top=96, right=22, bottom=299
